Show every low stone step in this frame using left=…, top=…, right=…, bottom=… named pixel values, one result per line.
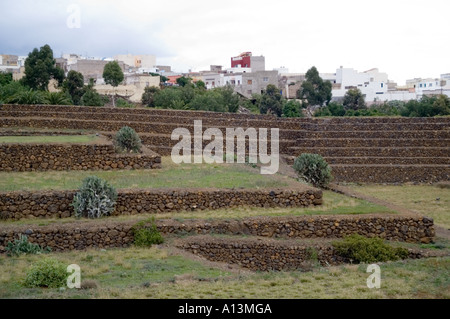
left=289, top=146, right=450, bottom=158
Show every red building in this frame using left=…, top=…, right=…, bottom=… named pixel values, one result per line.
left=231, top=52, right=252, bottom=68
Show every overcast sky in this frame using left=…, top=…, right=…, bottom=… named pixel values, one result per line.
left=1, top=0, right=449, bottom=85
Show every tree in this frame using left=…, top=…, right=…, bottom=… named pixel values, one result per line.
left=141, top=86, right=160, bottom=107
left=259, top=84, right=284, bottom=116
left=215, top=85, right=239, bottom=113
left=102, top=61, right=124, bottom=107
left=189, top=90, right=227, bottom=112
left=63, top=70, right=85, bottom=105
left=401, top=95, right=450, bottom=117
left=176, top=76, right=192, bottom=87
left=189, top=86, right=240, bottom=113
left=0, top=72, right=13, bottom=86
left=283, top=100, right=304, bottom=117
left=432, top=94, right=450, bottom=115
left=44, top=91, right=72, bottom=105
left=343, top=88, right=366, bottom=110
left=195, top=80, right=206, bottom=90
left=296, top=66, right=332, bottom=107
left=8, top=89, right=45, bottom=104
left=153, top=87, right=187, bottom=109
left=314, top=102, right=346, bottom=117
left=80, top=89, right=104, bottom=106
left=22, top=44, right=65, bottom=91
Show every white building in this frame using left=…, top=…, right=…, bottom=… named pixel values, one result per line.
left=330, top=67, right=416, bottom=102
left=405, top=75, right=450, bottom=98
left=202, top=73, right=225, bottom=89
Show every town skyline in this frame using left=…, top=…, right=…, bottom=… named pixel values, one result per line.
left=1, top=0, right=449, bottom=86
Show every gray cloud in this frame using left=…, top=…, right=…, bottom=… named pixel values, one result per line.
left=0, top=0, right=171, bottom=58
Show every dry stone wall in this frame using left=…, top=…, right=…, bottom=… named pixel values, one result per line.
left=177, top=236, right=429, bottom=271
left=0, top=188, right=323, bottom=220
left=0, top=143, right=161, bottom=172
left=0, top=214, right=434, bottom=254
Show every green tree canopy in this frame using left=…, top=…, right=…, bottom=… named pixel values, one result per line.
left=0, top=72, right=13, bottom=86
left=176, top=76, right=192, bottom=87
left=297, top=66, right=332, bottom=107
left=283, top=100, right=304, bottom=117
left=259, top=84, right=284, bottom=116
left=63, top=70, right=85, bottom=105
left=141, top=86, right=160, bottom=107
left=22, top=44, right=65, bottom=91
left=343, top=88, right=366, bottom=110
left=103, top=61, right=124, bottom=87
left=195, top=80, right=206, bottom=90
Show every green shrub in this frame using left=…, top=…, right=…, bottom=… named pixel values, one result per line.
left=72, top=176, right=118, bottom=219
left=332, top=234, right=409, bottom=263
left=114, top=126, right=142, bottom=153
left=293, top=153, right=332, bottom=187
left=132, top=217, right=164, bottom=247
left=283, top=100, right=304, bottom=118
left=6, top=234, right=51, bottom=257
left=116, top=98, right=135, bottom=108
left=23, top=258, right=68, bottom=288
left=80, top=89, right=104, bottom=106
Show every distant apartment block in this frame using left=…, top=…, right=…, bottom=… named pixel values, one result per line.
left=331, top=67, right=417, bottom=103
left=114, top=54, right=156, bottom=69
left=228, top=52, right=265, bottom=73
left=70, top=59, right=128, bottom=84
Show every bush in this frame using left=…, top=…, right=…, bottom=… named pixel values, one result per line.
left=293, top=153, right=332, bottom=187
left=332, top=234, right=409, bottom=263
left=23, top=258, right=68, bottom=288
left=6, top=234, right=51, bottom=257
left=114, top=126, right=142, bottom=153
left=72, top=176, right=118, bottom=219
left=283, top=100, right=304, bottom=118
left=44, top=91, right=72, bottom=105
left=80, top=89, right=104, bottom=106
left=132, top=217, right=164, bottom=247
left=141, top=86, right=160, bottom=107
left=116, top=98, right=135, bottom=108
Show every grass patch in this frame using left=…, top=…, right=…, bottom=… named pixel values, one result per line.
left=0, top=135, right=100, bottom=144
left=348, top=184, right=450, bottom=229
left=0, top=246, right=447, bottom=299
left=0, top=162, right=290, bottom=192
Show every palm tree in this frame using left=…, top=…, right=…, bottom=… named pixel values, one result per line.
left=43, top=92, right=72, bottom=105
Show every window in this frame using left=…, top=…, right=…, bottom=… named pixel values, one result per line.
left=247, top=90, right=252, bottom=94
left=419, top=84, right=423, bottom=88
left=381, top=83, right=384, bottom=88
left=238, top=80, right=241, bottom=85
left=247, top=80, right=252, bottom=85
left=424, top=83, right=426, bottom=87
left=429, top=83, right=432, bottom=87
left=263, top=77, right=269, bottom=82
left=212, top=81, right=215, bottom=87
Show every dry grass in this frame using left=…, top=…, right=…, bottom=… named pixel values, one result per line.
left=0, top=161, right=293, bottom=192
left=348, top=184, right=450, bottom=229
left=0, top=246, right=447, bottom=299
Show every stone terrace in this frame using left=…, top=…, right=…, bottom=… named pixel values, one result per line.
left=1, top=104, right=449, bottom=183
